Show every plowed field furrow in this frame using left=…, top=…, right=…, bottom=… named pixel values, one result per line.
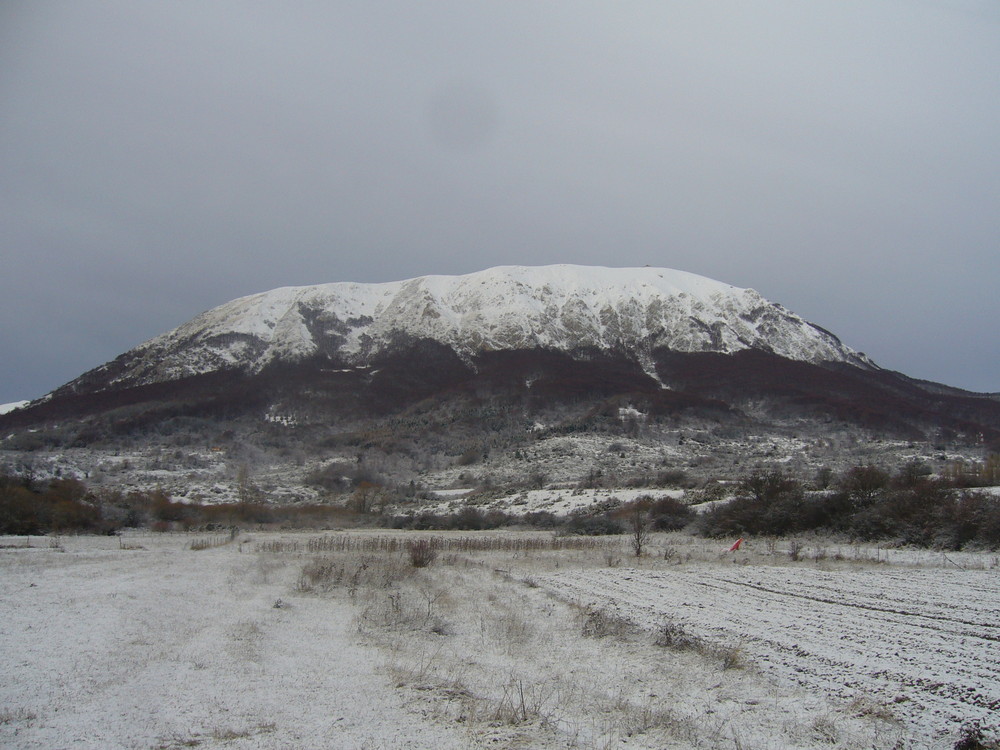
left=538, top=565, right=1000, bottom=745
left=713, top=578, right=1000, bottom=641
left=708, top=571, right=1000, bottom=632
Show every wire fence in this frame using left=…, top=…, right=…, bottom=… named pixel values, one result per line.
left=256, top=533, right=622, bottom=555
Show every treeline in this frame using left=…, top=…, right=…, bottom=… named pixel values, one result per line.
left=3, top=458, right=999, bottom=549
left=696, top=465, right=1000, bottom=549
left=0, top=474, right=355, bottom=536
left=0, top=476, right=106, bottom=535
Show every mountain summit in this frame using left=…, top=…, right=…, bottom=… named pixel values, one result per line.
left=61, top=265, right=872, bottom=394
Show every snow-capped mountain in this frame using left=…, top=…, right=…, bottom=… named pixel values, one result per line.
left=63, top=265, right=873, bottom=393
left=5, top=264, right=998, bottom=456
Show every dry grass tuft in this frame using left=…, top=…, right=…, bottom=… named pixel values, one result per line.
left=580, top=607, right=638, bottom=639
left=654, top=619, right=746, bottom=670
left=0, top=707, right=37, bottom=725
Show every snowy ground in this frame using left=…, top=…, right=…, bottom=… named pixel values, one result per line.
left=2, top=532, right=998, bottom=749
left=418, top=486, right=686, bottom=516
left=0, top=534, right=469, bottom=749
left=538, top=562, right=1000, bottom=747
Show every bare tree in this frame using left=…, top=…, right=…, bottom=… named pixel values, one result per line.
left=627, top=499, right=651, bottom=557
left=236, top=463, right=258, bottom=506
left=350, top=481, right=386, bottom=514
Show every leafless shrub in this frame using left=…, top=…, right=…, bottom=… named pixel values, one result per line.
left=491, top=677, right=554, bottom=725
left=717, top=643, right=745, bottom=670
left=407, top=538, right=437, bottom=568
left=954, top=720, right=1000, bottom=750
left=627, top=501, right=651, bottom=557
left=788, top=540, right=803, bottom=561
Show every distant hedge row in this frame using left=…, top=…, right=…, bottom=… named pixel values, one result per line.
left=695, top=466, right=1000, bottom=549
left=0, top=475, right=356, bottom=536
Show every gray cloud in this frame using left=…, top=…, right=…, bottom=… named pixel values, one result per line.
left=1, top=0, right=998, bottom=402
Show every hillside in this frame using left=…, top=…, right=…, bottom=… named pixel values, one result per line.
left=1, top=265, right=998, bottom=498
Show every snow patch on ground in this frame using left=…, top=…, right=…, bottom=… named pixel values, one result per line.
left=417, top=487, right=686, bottom=516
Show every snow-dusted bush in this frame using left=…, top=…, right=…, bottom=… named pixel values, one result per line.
left=407, top=538, right=437, bottom=568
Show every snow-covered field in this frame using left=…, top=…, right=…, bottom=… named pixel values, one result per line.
left=2, top=532, right=998, bottom=749
left=0, top=534, right=468, bottom=749
left=538, top=562, right=1000, bottom=747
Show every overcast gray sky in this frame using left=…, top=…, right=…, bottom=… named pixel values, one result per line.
left=1, top=0, right=998, bottom=403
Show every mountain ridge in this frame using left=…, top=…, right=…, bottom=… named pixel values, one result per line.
left=55, top=264, right=875, bottom=397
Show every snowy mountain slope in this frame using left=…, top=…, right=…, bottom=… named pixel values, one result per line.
left=64, top=265, right=875, bottom=393
left=0, top=401, right=29, bottom=416
left=4, top=265, right=1000, bottom=467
